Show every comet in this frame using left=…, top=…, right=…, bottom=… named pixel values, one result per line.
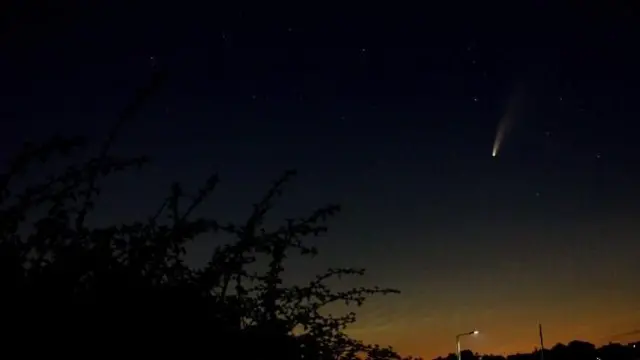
left=492, top=84, right=524, bottom=158
left=491, top=113, right=510, bottom=157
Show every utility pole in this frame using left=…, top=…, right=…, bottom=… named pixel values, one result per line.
left=538, top=323, right=545, bottom=360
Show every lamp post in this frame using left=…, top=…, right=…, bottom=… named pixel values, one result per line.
left=456, top=330, right=479, bottom=360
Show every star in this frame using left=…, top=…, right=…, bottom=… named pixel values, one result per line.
left=472, top=96, right=479, bottom=102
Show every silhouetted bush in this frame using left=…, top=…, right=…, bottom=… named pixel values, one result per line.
left=434, top=340, right=639, bottom=360
left=0, top=73, right=420, bottom=359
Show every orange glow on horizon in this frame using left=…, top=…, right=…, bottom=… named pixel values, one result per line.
left=345, top=291, right=640, bottom=359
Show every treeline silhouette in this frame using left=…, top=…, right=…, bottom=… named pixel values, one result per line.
left=0, top=72, right=421, bottom=359
left=435, top=340, right=640, bottom=360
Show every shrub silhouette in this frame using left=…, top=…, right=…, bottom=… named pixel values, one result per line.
left=0, top=73, right=420, bottom=359
left=433, top=340, right=640, bottom=360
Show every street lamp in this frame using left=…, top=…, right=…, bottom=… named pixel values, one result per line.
left=456, top=330, right=479, bottom=360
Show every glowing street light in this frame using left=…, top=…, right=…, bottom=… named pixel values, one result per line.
left=456, top=330, right=479, bottom=360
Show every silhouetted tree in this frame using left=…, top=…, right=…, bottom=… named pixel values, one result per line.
left=482, top=355, right=507, bottom=360
left=0, top=72, right=421, bottom=359
left=599, top=342, right=631, bottom=359
left=506, top=353, right=533, bottom=360
left=432, top=340, right=640, bottom=360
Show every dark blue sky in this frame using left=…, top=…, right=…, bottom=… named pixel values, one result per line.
left=1, top=2, right=639, bottom=357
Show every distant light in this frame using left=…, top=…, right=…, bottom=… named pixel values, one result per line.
left=473, top=330, right=480, bottom=335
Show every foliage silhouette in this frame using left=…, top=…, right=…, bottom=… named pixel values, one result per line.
left=0, top=73, right=419, bottom=359
left=433, top=340, right=640, bottom=360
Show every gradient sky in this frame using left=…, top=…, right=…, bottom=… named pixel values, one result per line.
left=2, top=3, right=640, bottom=359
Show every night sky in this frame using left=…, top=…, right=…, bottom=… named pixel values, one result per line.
left=2, top=2, right=640, bottom=358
